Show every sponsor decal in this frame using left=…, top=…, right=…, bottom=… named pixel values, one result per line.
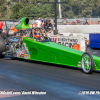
left=17, top=52, right=21, bottom=57
left=22, top=47, right=24, bottom=50
left=26, top=49, right=28, bottom=52
left=24, top=54, right=27, bottom=57
left=27, top=53, right=30, bottom=56
left=52, top=38, right=57, bottom=43
left=27, top=53, right=30, bottom=59
left=29, top=46, right=38, bottom=55
left=50, top=36, right=57, bottom=43
left=78, top=64, right=81, bottom=67
left=78, top=61, right=81, bottom=64
left=58, top=38, right=78, bottom=48
left=17, top=50, right=20, bottom=52
left=25, top=47, right=28, bottom=49
left=23, top=51, right=26, bottom=54
left=21, top=53, right=24, bottom=57
left=15, top=43, right=30, bottom=59
left=50, top=36, right=79, bottom=48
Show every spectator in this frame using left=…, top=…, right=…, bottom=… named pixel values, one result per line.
left=35, top=18, right=41, bottom=27
left=62, top=17, right=68, bottom=25
left=41, top=20, right=44, bottom=27
left=44, top=18, right=47, bottom=24
left=42, top=18, right=53, bottom=37
left=76, top=20, right=81, bottom=25
left=0, top=20, right=5, bottom=36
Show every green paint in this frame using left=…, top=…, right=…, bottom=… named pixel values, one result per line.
left=15, top=17, right=31, bottom=29
left=22, top=37, right=83, bottom=68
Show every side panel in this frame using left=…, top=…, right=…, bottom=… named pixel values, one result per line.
left=23, top=38, right=82, bottom=68
left=15, top=37, right=100, bottom=71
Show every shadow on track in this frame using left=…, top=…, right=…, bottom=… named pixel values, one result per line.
left=4, top=56, right=90, bottom=74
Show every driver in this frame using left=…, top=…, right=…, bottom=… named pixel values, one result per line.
left=29, top=28, right=46, bottom=41
left=34, top=29, right=41, bottom=41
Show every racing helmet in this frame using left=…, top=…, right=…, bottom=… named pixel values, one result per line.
left=34, top=29, right=41, bottom=38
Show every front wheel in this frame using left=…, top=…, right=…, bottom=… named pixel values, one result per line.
left=81, top=52, right=94, bottom=74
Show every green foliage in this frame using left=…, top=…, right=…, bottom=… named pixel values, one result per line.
left=9, top=4, right=21, bottom=19
left=0, top=0, right=7, bottom=19
left=1, top=0, right=100, bottom=19
left=19, top=6, right=40, bottom=19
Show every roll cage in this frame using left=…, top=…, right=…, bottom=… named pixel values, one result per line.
left=26, top=27, right=53, bottom=42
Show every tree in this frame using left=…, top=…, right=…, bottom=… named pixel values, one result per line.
left=0, top=0, right=7, bottom=19
left=9, top=3, right=21, bottom=19
left=0, top=0, right=100, bottom=19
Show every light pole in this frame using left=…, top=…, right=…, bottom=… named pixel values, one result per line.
left=37, top=0, right=67, bottom=35
left=58, top=0, right=62, bottom=19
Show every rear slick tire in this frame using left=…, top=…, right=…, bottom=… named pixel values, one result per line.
left=0, top=37, right=6, bottom=58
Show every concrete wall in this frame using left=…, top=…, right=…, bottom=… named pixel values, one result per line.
left=58, top=32, right=89, bottom=40
left=57, top=25, right=100, bottom=33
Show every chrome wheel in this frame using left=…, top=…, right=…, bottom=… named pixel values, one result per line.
left=81, top=52, right=94, bottom=74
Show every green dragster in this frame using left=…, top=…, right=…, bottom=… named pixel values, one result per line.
left=19, top=37, right=100, bottom=74
left=1, top=17, right=100, bottom=74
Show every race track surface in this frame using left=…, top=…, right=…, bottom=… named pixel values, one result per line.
left=0, top=49, right=100, bottom=100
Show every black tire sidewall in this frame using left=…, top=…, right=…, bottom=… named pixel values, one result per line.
left=0, top=37, right=6, bottom=58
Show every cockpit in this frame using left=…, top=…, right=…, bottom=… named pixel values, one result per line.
left=28, top=27, right=53, bottom=42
